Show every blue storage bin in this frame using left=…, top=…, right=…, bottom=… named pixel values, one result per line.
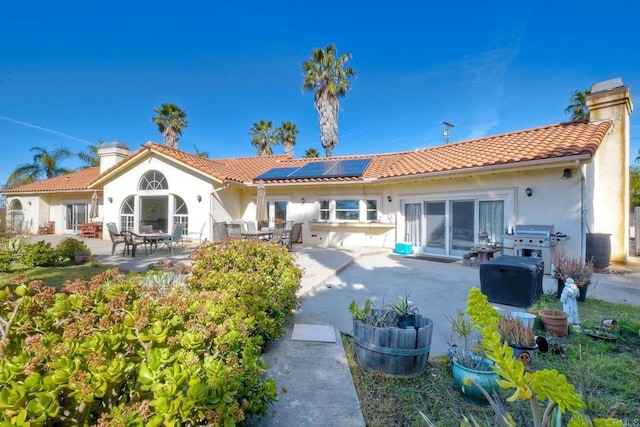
left=395, top=242, right=413, bottom=255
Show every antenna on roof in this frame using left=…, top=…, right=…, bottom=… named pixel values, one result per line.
left=442, top=121, right=455, bottom=144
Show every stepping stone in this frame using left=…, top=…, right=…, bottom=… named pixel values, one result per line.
left=291, top=324, right=336, bottom=343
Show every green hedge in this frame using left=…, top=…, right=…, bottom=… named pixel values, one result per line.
left=0, top=239, right=302, bottom=425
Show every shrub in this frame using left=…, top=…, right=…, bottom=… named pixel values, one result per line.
left=55, top=237, right=92, bottom=263
left=0, top=249, right=12, bottom=272
left=18, top=240, right=61, bottom=267
left=0, top=239, right=302, bottom=425
left=189, top=239, right=303, bottom=343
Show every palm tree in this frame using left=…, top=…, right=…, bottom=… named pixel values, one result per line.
left=250, top=120, right=278, bottom=156
left=565, top=89, right=591, bottom=121
left=277, top=121, right=299, bottom=157
left=193, top=144, right=209, bottom=158
left=77, top=141, right=102, bottom=168
left=7, top=146, right=73, bottom=188
left=302, top=43, right=356, bottom=157
left=152, top=103, right=188, bottom=149
left=304, top=148, right=320, bottom=158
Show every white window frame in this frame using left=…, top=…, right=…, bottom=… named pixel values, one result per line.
left=317, top=197, right=381, bottom=222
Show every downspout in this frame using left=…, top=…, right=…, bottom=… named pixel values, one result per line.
left=208, top=182, right=230, bottom=225
left=578, top=160, right=587, bottom=259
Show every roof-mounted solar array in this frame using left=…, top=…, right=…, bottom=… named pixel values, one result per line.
left=255, top=158, right=371, bottom=181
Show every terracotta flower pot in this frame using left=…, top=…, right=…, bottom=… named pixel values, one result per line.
left=539, top=309, right=569, bottom=337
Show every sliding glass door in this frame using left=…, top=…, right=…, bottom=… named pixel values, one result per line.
left=64, top=203, right=88, bottom=234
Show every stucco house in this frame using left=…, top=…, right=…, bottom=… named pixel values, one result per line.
left=2, top=78, right=633, bottom=269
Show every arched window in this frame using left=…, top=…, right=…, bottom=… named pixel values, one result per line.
left=139, top=170, right=168, bottom=190
left=120, top=196, right=135, bottom=232
left=173, top=195, right=189, bottom=236
left=7, top=200, right=24, bottom=233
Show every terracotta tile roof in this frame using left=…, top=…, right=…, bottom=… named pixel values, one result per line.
left=1, top=120, right=612, bottom=194
left=1, top=167, right=100, bottom=194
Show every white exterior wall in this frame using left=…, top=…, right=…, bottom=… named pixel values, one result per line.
left=102, top=155, right=216, bottom=240
left=586, top=83, right=633, bottom=262
left=258, top=166, right=584, bottom=256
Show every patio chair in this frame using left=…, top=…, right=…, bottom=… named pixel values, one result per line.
left=106, top=222, right=127, bottom=255
left=270, top=222, right=292, bottom=251
left=290, top=222, right=303, bottom=244
left=139, top=224, right=153, bottom=233
left=159, top=224, right=184, bottom=254
left=123, top=232, right=148, bottom=257
left=213, top=221, right=229, bottom=243
left=227, top=223, right=243, bottom=239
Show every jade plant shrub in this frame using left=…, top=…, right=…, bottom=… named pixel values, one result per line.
left=17, top=240, right=62, bottom=267
left=0, top=267, right=279, bottom=425
left=0, top=249, right=12, bottom=272
left=189, top=239, right=303, bottom=343
left=55, top=237, right=92, bottom=264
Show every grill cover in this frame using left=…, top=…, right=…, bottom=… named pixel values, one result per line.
left=479, top=256, right=544, bottom=307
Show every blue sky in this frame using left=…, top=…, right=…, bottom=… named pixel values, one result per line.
left=1, top=0, right=639, bottom=186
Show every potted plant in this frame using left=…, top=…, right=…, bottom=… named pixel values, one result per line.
left=538, top=308, right=569, bottom=337
left=498, top=315, right=548, bottom=364
left=551, top=251, right=594, bottom=301
left=392, top=294, right=419, bottom=328
left=349, top=299, right=433, bottom=377
left=446, top=309, right=499, bottom=404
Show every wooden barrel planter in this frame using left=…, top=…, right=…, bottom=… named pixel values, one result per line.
left=352, top=309, right=433, bottom=377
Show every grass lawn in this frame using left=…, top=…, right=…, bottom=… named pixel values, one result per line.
left=345, top=292, right=640, bottom=426
left=0, top=260, right=143, bottom=289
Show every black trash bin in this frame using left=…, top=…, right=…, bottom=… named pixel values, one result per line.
left=479, top=256, right=544, bottom=307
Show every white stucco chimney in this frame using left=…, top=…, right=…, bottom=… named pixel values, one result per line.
left=586, top=78, right=633, bottom=263
left=98, top=141, right=130, bottom=173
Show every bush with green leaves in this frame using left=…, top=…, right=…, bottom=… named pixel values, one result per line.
left=18, top=240, right=61, bottom=267
left=0, top=238, right=302, bottom=425
left=189, top=239, right=303, bottom=343
left=0, top=249, right=12, bottom=272
left=55, top=237, right=92, bottom=263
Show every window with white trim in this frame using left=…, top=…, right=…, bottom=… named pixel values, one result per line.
left=366, top=199, right=378, bottom=221
left=319, top=200, right=331, bottom=220
left=173, top=195, right=189, bottom=236
left=335, top=200, right=359, bottom=221
left=317, top=198, right=380, bottom=222
left=120, top=196, right=135, bottom=232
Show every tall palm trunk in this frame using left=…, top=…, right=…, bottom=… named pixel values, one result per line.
left=316, top=92, right=339, bottom=157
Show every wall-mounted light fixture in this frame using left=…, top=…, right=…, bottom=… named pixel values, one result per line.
left=562, top=168, right=573, bottom=179
left=525, top=187, right=533, bottom=197
left=387, top=196, right=392, bottom=203
left=301, top=197, right=305, bottom=204
left=108, top=197, right=113, bottom=204
left=197, top=194, right=202, bottom=203
left=28, top=201, right=32, bottom=206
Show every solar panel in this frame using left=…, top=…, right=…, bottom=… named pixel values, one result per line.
left=255, top=167, right=299, bottom=180
left=324, top=159, right=371, bottom=177
left=255, top=158, right=371, bottom=180
left=288, top=161, right=339, bottom=179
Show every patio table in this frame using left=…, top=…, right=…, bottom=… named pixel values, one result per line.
left=137, top=232, right=171, bottom=253
left=241, top=229, right=273, bottom=240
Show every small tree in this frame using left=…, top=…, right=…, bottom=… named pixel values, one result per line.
left=250, top=120, right=278, bottom=156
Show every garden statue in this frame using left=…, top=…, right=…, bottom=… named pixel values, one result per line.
left=560, top=277, right=580, bottom=325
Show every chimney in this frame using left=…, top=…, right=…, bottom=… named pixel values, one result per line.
left=585, top=78, right=633, bottom=263
left=98, top=141, right=130, bottom=173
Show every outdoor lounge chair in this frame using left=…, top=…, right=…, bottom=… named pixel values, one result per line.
left=159, top=224, right=184, bottom=254
left=106, top=222, right=127, bottom=255
left=213, top=222, right=228, bottom=243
